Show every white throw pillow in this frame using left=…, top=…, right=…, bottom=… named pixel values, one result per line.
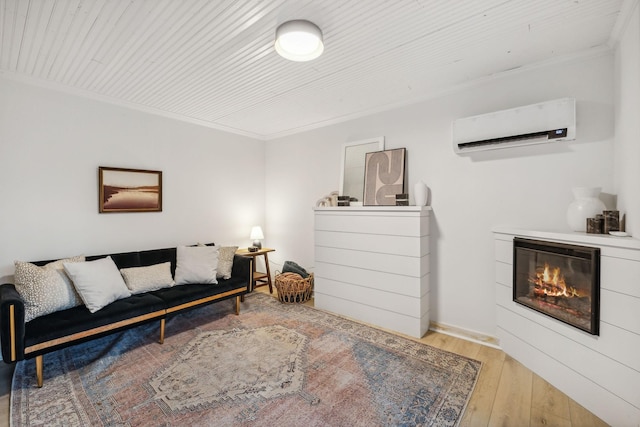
left=120, top=262, right=175, bottom=294
left=14, top=256, right=85, bottom=322
left=216, top=246, right=238, bottom=280
left=174, top=245, right=219, bottom=285
left=64, top=256, right=131, bottom=313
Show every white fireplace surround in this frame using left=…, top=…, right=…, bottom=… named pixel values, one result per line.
left=493, top=227, right=640, bottom=426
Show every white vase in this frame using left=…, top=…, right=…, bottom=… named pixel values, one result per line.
left=566, top=187, right=606, bottom=232
left=414, top=181, right=428, bottom=206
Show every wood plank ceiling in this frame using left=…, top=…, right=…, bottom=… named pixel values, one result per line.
left=0, top=0, right=626, bottom=139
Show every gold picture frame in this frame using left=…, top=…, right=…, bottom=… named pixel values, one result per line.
left=99, top=167, right=162, bottom=213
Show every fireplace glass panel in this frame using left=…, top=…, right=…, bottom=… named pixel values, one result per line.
left=513, top=238, right=600, bottom=335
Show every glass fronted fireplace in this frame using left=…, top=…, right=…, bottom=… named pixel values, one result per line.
left=513, top=238, right=600, bottom=335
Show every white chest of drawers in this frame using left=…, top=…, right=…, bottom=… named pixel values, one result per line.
left=313, top=206, right=431, bottom=338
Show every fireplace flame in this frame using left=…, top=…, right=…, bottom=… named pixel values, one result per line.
left=530, top=263, right=582, bottom=298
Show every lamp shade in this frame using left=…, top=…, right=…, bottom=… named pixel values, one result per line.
left=274, top=20, right=324, bottom=62
left=250, top=226, right=264, bottom=249
left=250, top=226, right=264, bottom=240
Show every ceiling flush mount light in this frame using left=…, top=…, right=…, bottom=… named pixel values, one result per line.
left=275, top=20, right=324, bottom=62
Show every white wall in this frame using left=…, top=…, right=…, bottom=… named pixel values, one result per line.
left=614, top=1, right=640, bottom=238
left=0, top=78, right=265, bottom=279
left=265, top=53, right=615, bottom=338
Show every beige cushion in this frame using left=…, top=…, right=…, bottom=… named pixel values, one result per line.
left=64, top=257, right=131, bottom=313
left=120, top=262, right=175, bottom=294
left=14, top=256, right=85, bottom=322
left=216, top=246, right=238, bottom=280
left=174, top=245, right=218, bottom=285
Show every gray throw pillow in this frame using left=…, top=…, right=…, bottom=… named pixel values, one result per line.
left=120, top=262, right=175, bottom=294
left=216, top=246, right=238, bottom=280
left=14, top=256, right=85, bottom=322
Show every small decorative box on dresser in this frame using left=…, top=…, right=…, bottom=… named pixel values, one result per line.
left=494, top=227, right=640, bottom=426
left=313, top=206, right=431, bottom=338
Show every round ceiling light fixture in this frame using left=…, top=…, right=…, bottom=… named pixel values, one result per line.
left=274, top=20, right=324, bottom=62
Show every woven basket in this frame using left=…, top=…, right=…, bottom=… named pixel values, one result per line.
left=274, top=272, right=314, bottom=304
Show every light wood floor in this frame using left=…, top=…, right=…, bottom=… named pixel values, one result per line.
left=0, top=287, right=609, bottom=427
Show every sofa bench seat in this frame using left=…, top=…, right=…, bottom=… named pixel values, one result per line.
left=151, top=278, right=246, bottom=314
left=24, top=293, right=166, bottom=357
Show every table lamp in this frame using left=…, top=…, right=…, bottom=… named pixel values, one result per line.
left=250, top=226, right=264, bottom=249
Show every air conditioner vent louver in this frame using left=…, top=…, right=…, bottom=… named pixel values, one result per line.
left=452, top=98, right=575, bottom=153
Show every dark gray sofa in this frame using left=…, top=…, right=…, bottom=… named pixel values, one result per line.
left=0, top=245, right=252, bottom=387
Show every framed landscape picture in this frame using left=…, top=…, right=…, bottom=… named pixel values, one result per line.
left=99, top=167, right=162, bottom=213
left=363, top=148, right=406, bottom=206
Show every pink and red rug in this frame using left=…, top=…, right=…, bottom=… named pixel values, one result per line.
left=12, top=293, right=481, bottom=426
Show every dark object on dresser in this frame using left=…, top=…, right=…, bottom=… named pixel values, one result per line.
left=0, top=245, right=252, bottom=387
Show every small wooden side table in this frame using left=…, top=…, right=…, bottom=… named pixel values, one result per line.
left=236, top=248, right=275, bottom=293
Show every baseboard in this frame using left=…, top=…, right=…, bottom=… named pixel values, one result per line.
left=429, top=321, right=501, bottom=349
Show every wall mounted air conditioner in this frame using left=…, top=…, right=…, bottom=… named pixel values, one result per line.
left=452, top=98, right=576, bottom=154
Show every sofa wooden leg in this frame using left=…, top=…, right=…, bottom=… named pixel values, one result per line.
left=235, top=296, right=240, bottom=315
left=159, top=319, right=165, bottom=344
left=35, top=355, right=43, bottom=388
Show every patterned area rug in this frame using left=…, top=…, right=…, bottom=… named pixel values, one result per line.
left=11, top=293, right=481, bottom=426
